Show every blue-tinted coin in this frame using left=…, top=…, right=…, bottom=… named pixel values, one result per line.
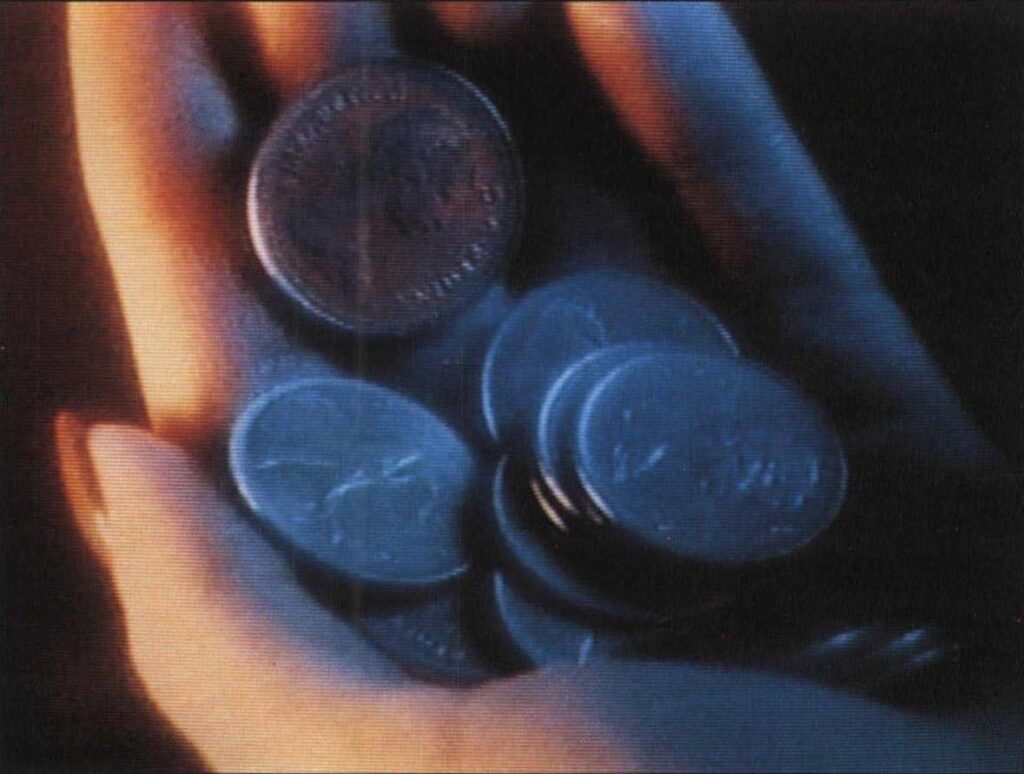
left=490, top=457, right=659, bottom=624
left=377, top=284, right=514, bottom=433
left=230, top=378, right=476, bottom=588
left=779, top=623, right=954, bottom=690
left=355, top=584, right=498, bottom=685
left=575, top=354, right=847, bottom=565
left=534, top=344, right=671, bottom=522
left=526, top=472, right=579, bottom=534
left=490, top=573, right=634, bottom=668
left=248, top=60, right=524, bottom=337
left=480, top=270, right=738, bottom=444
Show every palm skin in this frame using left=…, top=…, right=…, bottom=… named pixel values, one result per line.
left=55, top=3, right=1016, bottom=771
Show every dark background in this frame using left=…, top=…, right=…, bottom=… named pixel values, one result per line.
left=4, top=3, right=1022, bottom=769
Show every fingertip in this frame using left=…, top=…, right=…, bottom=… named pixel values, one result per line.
left=55, top=411, right=109, bottom=559
left=430, top=2, right=535, bottom=46
left=246, top=1, right=397, bottom=101
left=84, top=422, right=212, bottom=560
left=69, top=3, right=244, bottom=203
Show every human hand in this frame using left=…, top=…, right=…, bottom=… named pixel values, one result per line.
left=55, top=3, right=1017, bottom=770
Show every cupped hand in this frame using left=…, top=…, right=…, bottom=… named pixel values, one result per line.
left=55, top=3, right=1015, bottom=771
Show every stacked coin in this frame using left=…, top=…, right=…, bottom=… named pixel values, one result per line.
left=483, top=273, right=845, bottom=548
left=227, top=289, right=972, bottom=695
left=232, top=61, right=977, bottom=696
left=474, top=269, right=851, bottom=668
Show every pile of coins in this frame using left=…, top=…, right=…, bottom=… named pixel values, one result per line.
left=232, top=59, right=966, bottom=695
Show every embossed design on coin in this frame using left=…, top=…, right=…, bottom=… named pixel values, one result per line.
left=481, top=270, right=738, bottom=444
left=249, top=59, right=524, bottom=335
left=575, top=354, right=847, bottom=564
left=230, top=378, right=476, bottom=587
left=356, top=585, right=498, bottom=685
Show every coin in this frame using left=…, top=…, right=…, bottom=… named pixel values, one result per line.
left=490, top=457, right=659, bottom=624
left=376, top=283, right=514, bottom=434
left=490, top=573, right=633, bottom=668
left=574, top=353, right=847, bottom=565
left=229, top=377, right=476, bottom=588
left=780, top=623, right=953, bottom=690
left=481, top=270, right=738, bottom=444
left=356, top=584, right=499, bottom=684
left=248, top=59, right=524, bottom=336
left=533, top=344, right=670, bottom=523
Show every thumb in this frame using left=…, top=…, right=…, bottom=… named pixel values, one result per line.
left=54, top=415, right=629, bottom=771
left=55, top=416, right=422, bottom=770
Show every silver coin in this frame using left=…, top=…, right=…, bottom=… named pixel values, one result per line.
left=533, top=344, right=671, bottom=522
left=490, top=457, right=660, bottom=624
left=377, top=283, right=514, bottom=432
left=575, top=353, right=847, bottom=565
left=490, top=573, right=633, bottom=668
left=481, top=270, right=738, bottom=444
left=248, top=59, right=524, bottom=336
left=780, top=623, right=954, bottom=690
left=356, top=585, right=498, bottom=685
left=230, top=377, right=476, bottom=588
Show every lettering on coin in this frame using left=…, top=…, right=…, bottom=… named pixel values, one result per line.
left=249, top=60, right=524, bottom=335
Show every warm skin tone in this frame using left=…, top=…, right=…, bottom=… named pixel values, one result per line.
left=57, top=3, right=1015, bottom=771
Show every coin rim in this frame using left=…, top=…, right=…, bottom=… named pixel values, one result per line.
left=573, top=353, right=850, bottom=565
left=480, top=269, right=739, bottom=443
left=356, top=584, right=498, bottom=685
left=491, top=457, right=662, bottom=624
left=247, top=57, right=526, bottom=337
left=228, top=376, right=474, bottom=588
left=533, top=343, right=675, bottom=520
left=490, top=571, right=627, bottom=668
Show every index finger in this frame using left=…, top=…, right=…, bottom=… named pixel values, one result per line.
left=69, top=3, right=288, bottom=444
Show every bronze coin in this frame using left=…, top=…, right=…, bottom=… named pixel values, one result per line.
left=248, top=59, right=524, bottom=336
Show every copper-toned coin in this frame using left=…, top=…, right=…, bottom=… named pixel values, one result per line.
left=248, top=59, right=524, bottom=336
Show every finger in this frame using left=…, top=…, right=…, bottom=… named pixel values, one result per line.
left=61, top=420, right=1014, bottom=771
left=557, top=661, right=1020, bottom=772
left=245, top=1, right=397, bottom=102
left=430, top=2, right=535, bottom=46
left=55, top=411, right=110, bottom=563
left=569, top=3, right=996, bottom=467
left=65, top=420, right=967, bottom=773
left=69, top=4, right=289, bottom=444
left=64, top=420, right=629, bottom=771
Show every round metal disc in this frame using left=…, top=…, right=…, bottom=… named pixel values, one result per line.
left=575, top=354, right=847, bottom=565
left=490, top=457, right=659, bottom=624
left=533, top=344, right=671, bottom=522
left=490, top=573, right=633, bottom=668
left=355, top=585, right=498, bottom=685
left=248, top=59, right=524, bottom=336
left=480, top=270, right=739, bottom=444
left=230, top=377, right=476, bottom=588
